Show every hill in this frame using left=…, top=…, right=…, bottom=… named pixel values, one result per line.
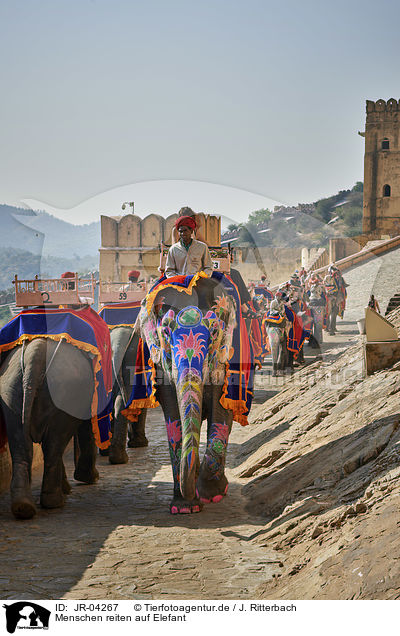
left=0, top=204, right=100, bottom=257
left=222, top=182, right=364, bottom=248
left=0, top=205, right=100, bottom=291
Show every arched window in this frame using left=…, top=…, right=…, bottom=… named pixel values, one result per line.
left=383, top=184, right=391, bottom=197
left=382, top=138, right=390, bottom=150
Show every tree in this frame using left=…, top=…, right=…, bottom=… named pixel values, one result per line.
left=247, top=208, right=271, bottom=225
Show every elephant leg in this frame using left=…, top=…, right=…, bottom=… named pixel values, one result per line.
left=127, top=409, right=149, bottom=448
left=268, top=329, right=280, bottom=376
left=330, top=304, right=338, bottom=334
left=109, top=394, right=129, bottom=464
left=7, top=422, right=37, bottom=519
left=157, top=380, right=202, bottom=514
left=197, top=390, right=232, bottom=504
left=62, top=459, right=71, bottom=494
left=41, top=439, right=69, bottom=509
left=2, top=400, right=36, bottom=519
left=74, top=418, right=99, bottom=484
left=325, top=300, right=332, bottom=331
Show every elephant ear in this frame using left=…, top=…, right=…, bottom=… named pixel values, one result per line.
left=217, top=294, right=237, bottom=363
left=158, top=310, right=176, bottom=373
left=138, top=305, right=161, bottom=364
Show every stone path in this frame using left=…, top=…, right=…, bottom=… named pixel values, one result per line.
left=0, top=408, right=283, bottom=600
left=344, top=244, right=400, bottom=321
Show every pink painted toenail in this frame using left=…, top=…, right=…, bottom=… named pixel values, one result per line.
left=212, top=494, right=223, bottom=503
left=192, top=506, right=200, bottom=513
left=180, top=507, right=191, bottom=513
left=170, top=506, right=178, bottom=514
left=200, top=497, right=211, bottom=504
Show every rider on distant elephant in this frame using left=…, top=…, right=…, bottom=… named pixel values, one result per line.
left=270, top=290, right=286, bottom=316
left=323, top=267, right=341, bottom=334
left=165, top=215, right=213, bottom=278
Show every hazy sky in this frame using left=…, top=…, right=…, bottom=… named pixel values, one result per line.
left=1, top=0, right=400, bottom=225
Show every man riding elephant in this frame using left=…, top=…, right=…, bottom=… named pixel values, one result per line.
left=165, top=214, right=213, bottom=278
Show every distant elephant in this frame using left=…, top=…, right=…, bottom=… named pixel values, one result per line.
left=325, top=293, right=339, bottom=335
left=138, top=276, right=241, bottom=514
left=310, top=303, right=324, bottom=347
left=107, top=325, right=148, bottom=465
left=266, top=314, right=288, bottom=376
left=0, top=339, right=101, bottom=519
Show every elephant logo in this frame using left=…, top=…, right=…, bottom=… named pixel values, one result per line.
left=3, top=602, right=50, bottom=633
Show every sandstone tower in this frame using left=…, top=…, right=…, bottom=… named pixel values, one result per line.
left=362, top=98, right=400, bottom=236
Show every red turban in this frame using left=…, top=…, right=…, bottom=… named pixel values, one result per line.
left=61, top=271, right=75, bottom=279
left=127, top=270, right=140, bottom=279
left=175, top=216, right=196, bottom=231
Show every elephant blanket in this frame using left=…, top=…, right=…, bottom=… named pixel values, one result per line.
left=254, top=286, right=274, bottom=301
left=284, top=305, right=311, bottom=356
left=98, top=301, right=141, bottom=329
left=0, top=307, right=113, bottom=449
left=123, top=271, right=255, bottom=426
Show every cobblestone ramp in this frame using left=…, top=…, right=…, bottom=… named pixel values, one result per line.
left=0, top=408, right=281, bottom=600
left=344, top=245, right=400, bottom=322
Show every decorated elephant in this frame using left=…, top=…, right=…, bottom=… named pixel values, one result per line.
left=0, top=307, right=112, bottom=519
left=106, top=325, right=148, bottom=464
left=265, top=313, right=288, bottom=376
left=132, top=273, right=253, bottom=514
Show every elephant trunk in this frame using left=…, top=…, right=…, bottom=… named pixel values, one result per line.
left=177, top=370, right=203, bottom=501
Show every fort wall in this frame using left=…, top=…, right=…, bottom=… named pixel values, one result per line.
left=99, top=212, right=221, bottom=281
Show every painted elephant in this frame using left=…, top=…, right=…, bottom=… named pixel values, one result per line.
left=0, top=339, right=100, bottom=519
left=310, top=303, right=325, bottom=347
left=325, top=293, right=339, bottom=335
left=107, top=326, right=148, bottom=465
left=265, top=314, right=288, bottom=376
left=138, top=276, right=239, bottom=514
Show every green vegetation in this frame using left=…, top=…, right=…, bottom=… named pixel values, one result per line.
left=224, top=182, right=363, bottom=249
left=0, top=304, right=12, bottom=328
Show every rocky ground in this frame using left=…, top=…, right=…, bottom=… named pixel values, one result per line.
left=2, top=252, right=400, bottom=600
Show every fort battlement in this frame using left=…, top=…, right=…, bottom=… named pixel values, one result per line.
left=366, top=98, right=400, bottom=114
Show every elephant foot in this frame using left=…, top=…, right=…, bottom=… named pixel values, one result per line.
left=127, top=435, right=149, bottom=448
left=108, top=445, right=129, bottom=464
left=62, top=477, right=71, bottom=494
left=74, top=466, right=99, bottom=484
left=40, top=490, right=65, bottom=509
left=11, top=497, right=37, bottom=520
left=170, top=490, right=203, bottom=514
left=196, top=474, right=228, bottom=504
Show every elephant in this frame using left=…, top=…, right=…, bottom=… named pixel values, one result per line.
left=0, top=338, right=101, bottom=519
left=310, top=303, right=325, bottom=347
left=265, top=314, right=288, bottom=376
left=325, top=293, right=339, bottom=335
left=137, top=275, right=240, bottom=514
left=106, top=325, right=148, bottom=465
